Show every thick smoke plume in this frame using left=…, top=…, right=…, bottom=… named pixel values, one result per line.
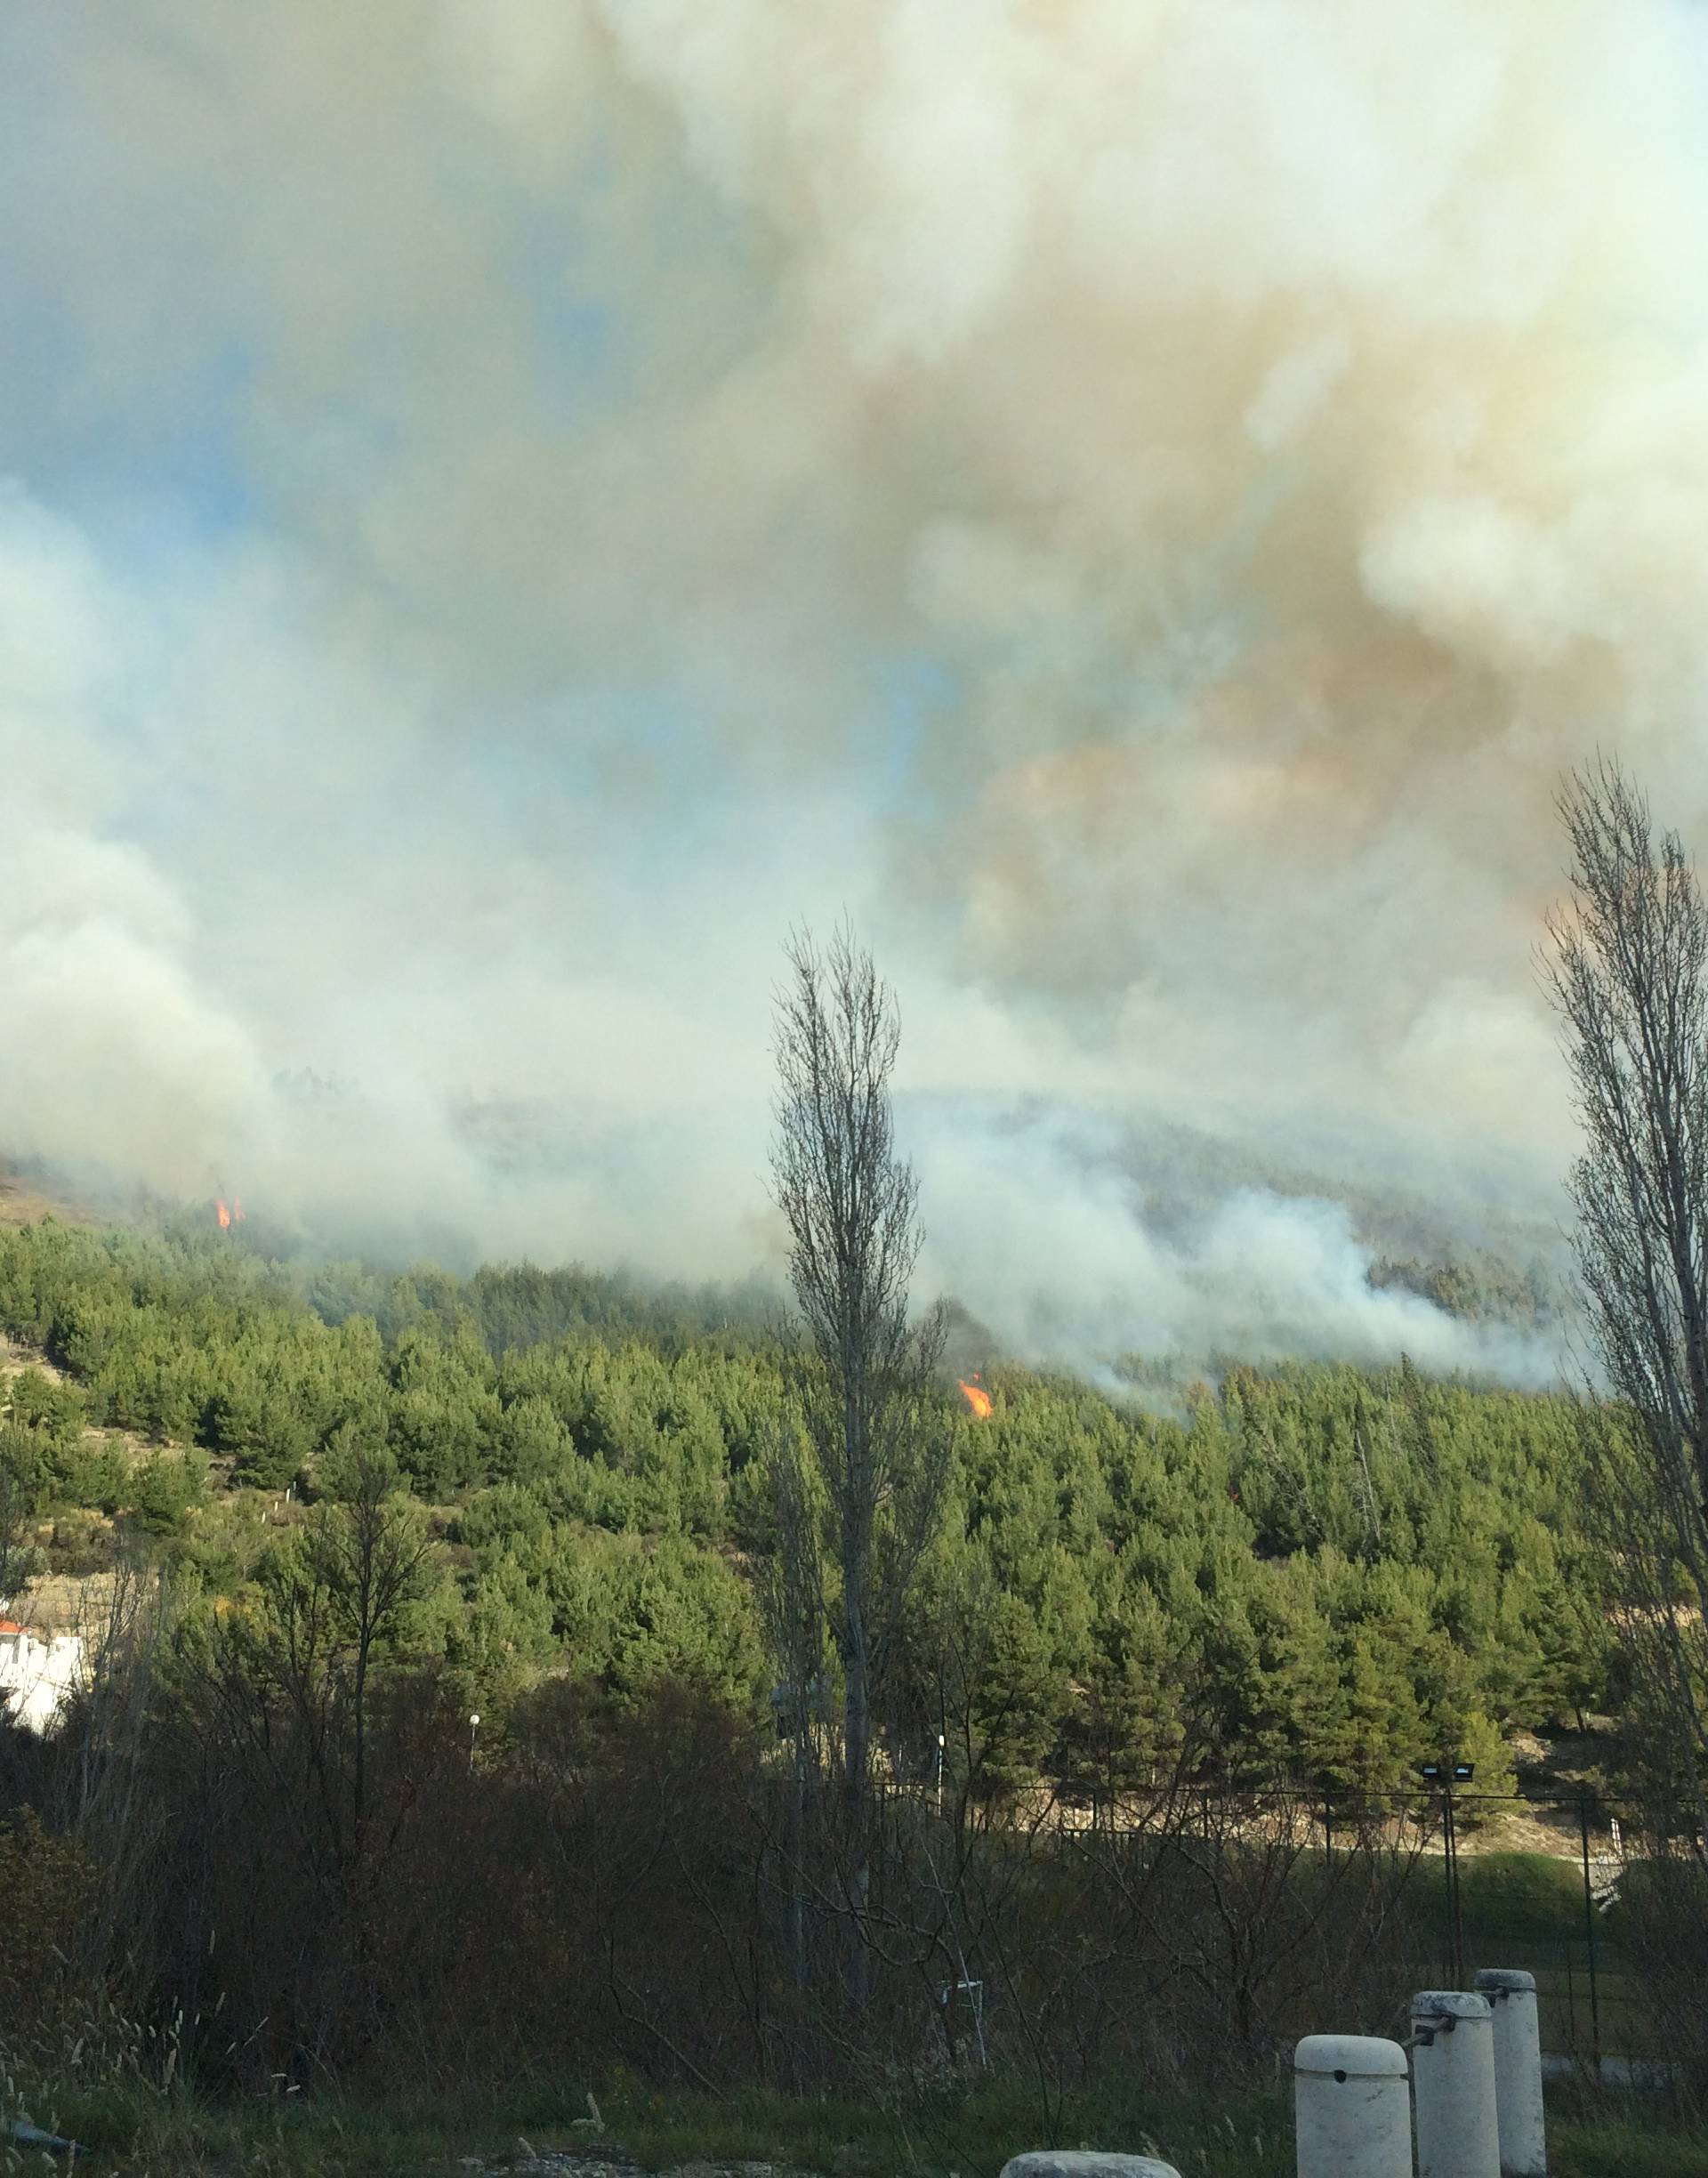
left=6, top=2, right=1708, bottom=1375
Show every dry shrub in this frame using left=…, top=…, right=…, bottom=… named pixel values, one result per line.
left=0, top=1804, right=100, bottom=2060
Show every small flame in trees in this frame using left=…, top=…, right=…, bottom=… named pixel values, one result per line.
left=958, top=1375, right=993, bottom=1420
left=215, top=1199, right=231, bottom=1230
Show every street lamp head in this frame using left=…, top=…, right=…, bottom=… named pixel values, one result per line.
left=470, top=1714, right=480, bottom=1728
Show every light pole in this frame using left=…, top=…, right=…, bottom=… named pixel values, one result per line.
left=469, top=1712, right=480, bottom=1770
left=1420, top=1758, right=1474, bottom=1986
left=936, top=1731, right=946, bottom=1818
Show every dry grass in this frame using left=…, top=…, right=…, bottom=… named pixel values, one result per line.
left=0, top=1335, right=68, bottom=1385
left=0, top=1162, right=92, bottom=1229
left=12, top=1566, right=122, bottom=1635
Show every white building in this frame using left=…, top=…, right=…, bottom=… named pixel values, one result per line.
left=0, top=1618, right=85, bottom=1733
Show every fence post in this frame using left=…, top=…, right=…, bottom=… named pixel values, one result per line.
left=1294, top=2035, right=1410, bottom=2178
left=1473, top=1969, right=1547, bottom=2177
left=1412, top=1990, right=1500, bottom=2178
left=1577, top=1790, right=1601, bottom=2074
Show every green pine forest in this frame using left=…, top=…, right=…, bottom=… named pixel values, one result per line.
left=0, top=1214, right=1607, bottom=1806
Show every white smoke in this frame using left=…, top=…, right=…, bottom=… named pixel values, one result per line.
left=907, top=1101, right=1566, bottom=1383
left=7, top=1, right=1707, bottom=1375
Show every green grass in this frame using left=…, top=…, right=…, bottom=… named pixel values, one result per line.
left=5, top=2076, right=1287, bottom=2178
left=1550, top=2110, right=1708, bottom=2178
left=1529, top=1962, right=1650, bottom=2060
left=600, top=2076, right=1293, bottom=2178
left=1405, top=1849, right=1591, bottom=1942
left=9, top=2069, right=1708, bottom=2178
left=1386, top=1849, right=1667, bottom=2062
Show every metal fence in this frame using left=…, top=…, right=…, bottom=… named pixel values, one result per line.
left=863, top=1773, right=1690, bottom=2072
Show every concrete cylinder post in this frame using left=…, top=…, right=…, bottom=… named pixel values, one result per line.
left=1474, top=1968, right=1547, bottom=2175
left=1293, top=2034, right=1411, bottom=2178
left=1413, top=1990, right=1500, bottom=2178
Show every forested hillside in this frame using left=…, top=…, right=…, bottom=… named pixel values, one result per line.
left=0, top=1218, right=1603, bottom=1801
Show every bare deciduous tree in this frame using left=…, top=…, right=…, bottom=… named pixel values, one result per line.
left=310, top=1439, right=434, bottom=1866
left=1542, top=756, right=1708, bottom=1837
left=769, top=922, right=949, bottom=2000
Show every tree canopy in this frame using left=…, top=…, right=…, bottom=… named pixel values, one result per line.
left=0, top=1216, right=1606, bottom=1803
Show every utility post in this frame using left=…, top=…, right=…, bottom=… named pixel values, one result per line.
left=1420, top=1758, right=1474, bottom=1987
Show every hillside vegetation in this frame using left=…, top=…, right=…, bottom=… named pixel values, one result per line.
left=0, top=1216, right=1605, bottom=1802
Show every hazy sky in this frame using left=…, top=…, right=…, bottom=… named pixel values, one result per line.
left=7, top=1, right=1708, bottom=1375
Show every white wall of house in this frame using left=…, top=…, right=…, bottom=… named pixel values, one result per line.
left=0, top=1623, right=85, bottom=1732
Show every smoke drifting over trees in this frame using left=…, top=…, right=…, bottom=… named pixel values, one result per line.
left=6, top=3, right=1708, bottom=1371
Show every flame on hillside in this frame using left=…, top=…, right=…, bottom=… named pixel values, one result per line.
left=214, top=1193, right=246, bottom=1231
left=958, top=1376, right=992, bottom=1421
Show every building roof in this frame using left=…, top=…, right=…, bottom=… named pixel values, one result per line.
left=0, top=1621, right=28, bottom=1635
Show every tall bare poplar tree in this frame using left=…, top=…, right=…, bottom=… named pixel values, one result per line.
left=1543, top=757, right=1708, bottom=1835
left=769, top=922, right=948, bottom=1994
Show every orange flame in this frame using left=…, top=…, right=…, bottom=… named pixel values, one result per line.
left=215, top=1199, right=231, bottom=1230
left=957, top=1378, right=993, bottom=1420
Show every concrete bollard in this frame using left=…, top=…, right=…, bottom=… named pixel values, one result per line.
left=1413, top=1990, right=1501, bottom=2178
left=999, top=2154, right=1182, bottom=2178
left=1294, top=2034, right=1411, bottom=2178
left=1474, top=1968, right=1547, bottom=2175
